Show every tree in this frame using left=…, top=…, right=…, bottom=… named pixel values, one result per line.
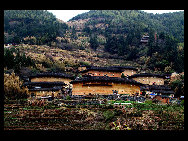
left=4, top=72, right=29, bottom=100
left=147, top=29, right=156, bottom=57
left=4, top=48, right=15, bottom=69
left=89, top=35, right=99, bottom=50
left=4, top=10, right=68, bottom=45
left=4, top=48, right=36, bottom=73
left=170, top=75, right=184, bottom=98
left=83, top=26, right=91, bottom=35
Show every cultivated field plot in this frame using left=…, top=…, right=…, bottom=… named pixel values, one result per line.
left=4, top=101, right=184, bottom=130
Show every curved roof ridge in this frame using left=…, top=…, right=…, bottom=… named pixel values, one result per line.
left=71, top=76, right=143, bottom=85
left=129, top=73, right=165, bottom=78
left=29, top=72, right=74, bottom=79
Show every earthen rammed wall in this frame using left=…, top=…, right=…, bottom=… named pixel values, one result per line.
left=82, top=70, right=122, bottom=77
left=72, top=82, right=140, bottom=95
left=30, top=77, right=72, bottom=85
left=132, top=77, right=164, bottom=85
left=122, top=69, right=137, bottom=76
left=29, top=90, right=60, bottom=97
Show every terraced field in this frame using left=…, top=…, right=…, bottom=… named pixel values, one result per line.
left=4, top=101, right=184, bottom=130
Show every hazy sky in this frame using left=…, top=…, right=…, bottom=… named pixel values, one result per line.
left=48, top=10, right=184, bottom=22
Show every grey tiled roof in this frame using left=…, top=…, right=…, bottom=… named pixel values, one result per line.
left=70, top=76, right=143, bottom=85
left=29, top=72, right=74, bottom=79
left=129, top=73, right=165, bottom=78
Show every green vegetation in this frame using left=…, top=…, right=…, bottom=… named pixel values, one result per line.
left=4, top=72, right=28, bottom=101
left=4, top=10, right=184, bottom=73
left=4, top=48, right=36, bottom=73
left=70, top=10, right=184, bottom=42
left=4, top=10, right=68, bottom=45
left=4, top=101, right=184, bottom=130
left=170, top=74, right=184, bottom=97
left=70, top=10, right=184, bottom=73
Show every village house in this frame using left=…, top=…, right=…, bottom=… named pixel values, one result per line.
left=152, top=95, right=170, bottom=104
left=112, top=66, right=138, bottom=77
left=80, top=66, right=138, bottom=78
left=29, top=72, right=74, bottom=85
left=140, top=35, right=149, bottom=44
left=140, top=85, right=174, bottom=96
left=23, top=81, right=65, bottom=98
left=129, top=73, right=165, bottom=85
left=70, top=76, right=143, bottom=96
left=81, top=66, right=123, bottom=77
left=23, top=72, right=74, bottom=98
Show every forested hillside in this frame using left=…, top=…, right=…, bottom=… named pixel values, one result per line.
left=70, top=10, right=184, bottom=42
left=4, top=10, right=184, bottom=74
left=4, top=10, right=68, bottom=45
left=69, top=10, right=184, bottom=73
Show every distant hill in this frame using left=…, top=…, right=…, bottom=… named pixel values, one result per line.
left=69, top=10, right=184, bottom=42
left=67, top=10, right=184, bottom=73
left=4, top=10, right=68, bottom=45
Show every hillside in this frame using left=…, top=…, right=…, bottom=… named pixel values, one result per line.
left=4, top=10, right=68, bottom=45
left=4, top=10, right=184, bottom=74
left=69, top=10, right=184, bottom=42
left=67, top=10, right=184, bottom=73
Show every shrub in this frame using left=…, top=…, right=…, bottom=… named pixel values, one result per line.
left=66, top=95, right=71, bottom=100
left=4, top=72, right=29, bottom=100
left=103, top=110, right=115, bottom=121
left=145, top=100, right=153, bottom=105
left=79, top=61, right=90, bottom=66
left=180, top=100, right=184, bottom=105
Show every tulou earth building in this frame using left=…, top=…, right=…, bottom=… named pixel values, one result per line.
left=23, top=65, right=174, bottom=98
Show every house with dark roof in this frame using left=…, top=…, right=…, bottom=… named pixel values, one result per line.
left=152, top=95, right=170, bottom=104
left=29, top=72, right=74, bottom=85
left=24, top=72, right=74, bottom=98
left=70, top=76, right=143, bottom=96
left=112, top=66, right=138, bottom=77
left=140, top=35, right=149, bottom=44
left=80, top=66, right=137, bottom=78
left=140, top=84, right=174, bottom=96
left=23, top=81, right=66, bottom=98
left=129, top=73, right=166, bottom=85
